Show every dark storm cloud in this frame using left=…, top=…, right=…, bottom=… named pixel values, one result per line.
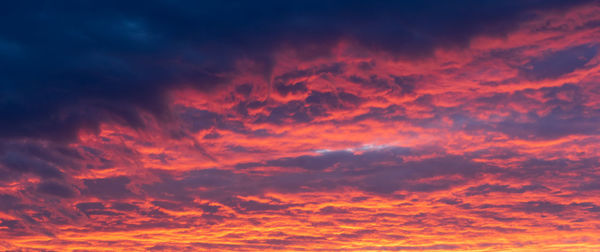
left=1, top=0, right=593, bottom=142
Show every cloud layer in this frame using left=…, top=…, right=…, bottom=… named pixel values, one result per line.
left=1, top=1, right=600, bottom=251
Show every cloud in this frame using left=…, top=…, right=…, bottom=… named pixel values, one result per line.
left=238, top=148, right=490, bottom=195
left=521, top=44, right=598, bottom=80
left=83, top=176, right=135, bottom=200
left=275, top=81, right=309, bottom=96
left=1, top=0, right=593, bottom=143
left=464, top=184, right=548, bottom=196
left=2, top=1, right=600, bottom=250
left=250, top=151, right=355, bottom=170
left=0, top=151, right=63, bottom=179
left=36, top=181, right=76, bottom=198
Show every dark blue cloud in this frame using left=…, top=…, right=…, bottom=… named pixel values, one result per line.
left=464, top=184, right=548, bottom=196
left=233, top=147, right=492, bottom=195
left=270, top=151, right=354, bottom=170
left=83, top=176, right=135, bottom=199
left=177, top=106, right=271, bottom=137
left=76, top=202, right=117, bottom=216
left=36, top=181, right=76, bottom=198
left=358, top=244, right=461, bottom=251
left=275, top=81, right=308, bottom=96
left=255, top=100, right=321, bottom=124
left=1, top=0, right=592, bottom=142
left=254, top=90, right=365, bottom=125
left=0, top=141, right=87, bottom=185
left=111, top=202, right=140, bottom=212
left=0, top=151, right=63, bottom=179
left=348, top=75, right=391, bottom=91
left=521, top=44, right=598, bottom=80
left=222, top=197, right=294, bottom=213
left=274, top=63, right=345, bottom=83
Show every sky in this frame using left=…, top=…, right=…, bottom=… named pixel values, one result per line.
left=1, top=1, right=600, bottom=251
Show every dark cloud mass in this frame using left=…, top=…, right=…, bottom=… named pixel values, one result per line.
left=521, top=44, right=598, bottom=80
left=0, top=0, right=592, bottom=141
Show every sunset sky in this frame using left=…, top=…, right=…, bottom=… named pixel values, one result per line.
left=2, top=1, right=600, bottom=251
